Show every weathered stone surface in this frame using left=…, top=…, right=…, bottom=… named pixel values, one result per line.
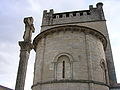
left=40, top=3, right=117, bottom=86
left=32, top=2, right=118, bottom=90
left=23, top=17, right=35, bottom=42
left=32, top=26, right=109, bottom=90
left=15, top=17, right=35, bottom=90
left=15, top=41, right=32, bottom=90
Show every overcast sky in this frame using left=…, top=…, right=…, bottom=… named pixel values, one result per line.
left=0, top=0, right=120, bottom=90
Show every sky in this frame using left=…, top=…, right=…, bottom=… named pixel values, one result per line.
left=0, top=0, right=120, bottom=90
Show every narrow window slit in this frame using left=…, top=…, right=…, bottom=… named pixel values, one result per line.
left=62, top=61, right=65, bottom=78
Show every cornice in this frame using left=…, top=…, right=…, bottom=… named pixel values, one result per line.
left=31, top=79, right=109, bottom=89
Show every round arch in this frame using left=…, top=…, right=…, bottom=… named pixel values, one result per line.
left=53, top=52, right=74, bottom=80
left=53, top=52, right=74, bottom=63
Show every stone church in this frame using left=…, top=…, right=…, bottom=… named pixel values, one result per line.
left=15, top=2, right=120, bottom=90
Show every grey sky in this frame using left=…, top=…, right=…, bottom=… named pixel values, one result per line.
left=0, top=0, right=120, bottom=90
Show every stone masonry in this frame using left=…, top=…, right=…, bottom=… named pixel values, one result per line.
left=32, top=25, right=109, bottom=90
left=15, top=2, right=120, bottom=90
left=15, top=17, right=35, bottom=90
left=40, top=2, right=117, bottom=86
left=31, top=2, right=120, bottom=90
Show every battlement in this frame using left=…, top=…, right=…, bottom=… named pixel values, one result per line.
left=42, top=2, right=105, bottom=26
left=52, top=10, right=91, bottom=19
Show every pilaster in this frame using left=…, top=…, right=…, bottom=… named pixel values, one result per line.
left=85, top=32, right=94, bottom=90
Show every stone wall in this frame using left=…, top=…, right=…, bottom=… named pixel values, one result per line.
left=41, top=8, right=117, bottom=85
left=32, top=26, right=108, bottom=90
left=42, top=3, right=105, bottom=28
left=32, top=2, right=117, bottom=90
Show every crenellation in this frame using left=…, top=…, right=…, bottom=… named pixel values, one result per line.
left=96, top=2, right=103, bottom=9
left=69, top=13, right=73, bottom=17
left=52, top=10, right=92, bottom=19
left=50, top=9, right=54, bottom=14
left=43, top=10, right=47, bottom=16
left=56, top=15, right=59, bottom=18
left=63, top=14, right=66, bottom=18
left=89, top=5, right=93, bottom=10
left=42, top=3, right=105, bottom=27
left=31, top=2, right=118, bottom=90
left=76, top=13, right=80, bottom=16
left=83, top=12, right=87, bottom=16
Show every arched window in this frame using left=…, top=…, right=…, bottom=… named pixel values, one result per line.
left=56, top=55, right=71, bottom=80
left=100, top=60, right=107, bottom=83
left=62, top=61, right=65, bottom=78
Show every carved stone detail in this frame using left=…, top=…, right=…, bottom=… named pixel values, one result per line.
left=23, top=17, right=35, bottom=42
left=15, top=17, right=35, bottom=90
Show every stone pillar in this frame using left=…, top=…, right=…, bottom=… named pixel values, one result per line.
left=15, top=41, right=32, bottom=90
left=15, top=17, right=35, bottom=90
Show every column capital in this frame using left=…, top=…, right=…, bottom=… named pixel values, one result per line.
left=19, top=41, right=33, bottom=52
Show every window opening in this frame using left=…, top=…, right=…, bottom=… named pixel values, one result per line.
left=101, top=61, right=107, bottom=84
left=62, top=61, right=65, bottom=78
